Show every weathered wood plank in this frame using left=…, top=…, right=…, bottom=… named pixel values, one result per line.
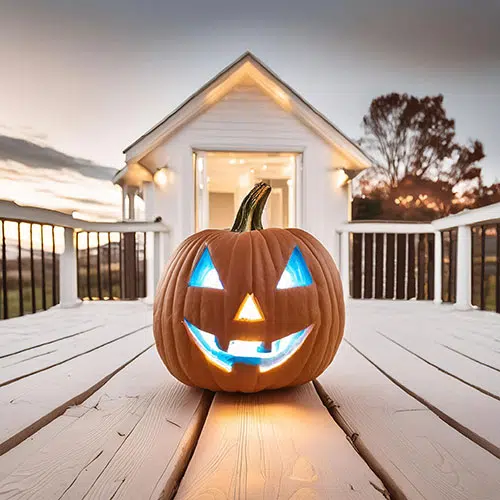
left=346, top=324, right=500, bottom=458
left=0, top=318, right=152, bottom=387
left=317, top=343, right=500, bottom=500
left=175, top=383, right=388, bottom=499
left=373, top=325, right=500, bottom=399
left=0, top=349, right=211, bottom=500
left=0, top=328, right=153, bottom=455
left=0, top=302, right=148, bottom=359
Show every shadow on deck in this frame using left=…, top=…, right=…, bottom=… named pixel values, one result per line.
left=0, top=300, right=499, bottom=499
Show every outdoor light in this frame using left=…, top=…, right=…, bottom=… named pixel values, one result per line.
left=336, top=169, right=350, bottom=187
left=153, top=182, right=345, bottom=393
left=154, top=168, right=169, bottom=188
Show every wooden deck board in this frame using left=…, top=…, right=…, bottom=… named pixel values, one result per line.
left=348, top=301, right=500, bottom=397
left=1, top=299, right=500, bottom=499
left=0, top=349, right=211, bottom=500
left=317, top=342, right=500, bottom=500
left=0, top=326, right=153, bottom=455
left=175, top=383, right=388, bottom=499
left=346, top=307, right=500, bottom=458
left=0, top=302, right=149, bottom=358
left=0, top=318, right=152, bottom=387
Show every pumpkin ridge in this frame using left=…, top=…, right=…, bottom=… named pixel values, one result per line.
left=286, top=229, right=335, bottom=382
left=166, top=235, right=205, bottom=386
left=290, top=229, right=343, bottom=374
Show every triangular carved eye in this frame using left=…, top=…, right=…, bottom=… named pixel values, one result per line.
left=277, top=246, right=313, bottom=289
left=189, top=248, right=224, bottom=289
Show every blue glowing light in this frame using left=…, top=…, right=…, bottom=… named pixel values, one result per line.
left=184, top=319, right=312, bottom=373
left=277, top=246, right=313, bottom=289
left=188, top=247, right=224, bottom=289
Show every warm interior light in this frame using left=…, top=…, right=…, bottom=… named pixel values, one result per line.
left=154, top=168, right=169, bottom=188
left=229, top=159, right=237, bottom=165
left=234, top=293, right=265, bottom=322
left=262, top=164, right=268, bottom=170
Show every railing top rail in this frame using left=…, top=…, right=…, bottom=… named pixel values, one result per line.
left=0, top=200, right=170, bottom=233
left=432, top=202, right=500, bottom=230
left=337, top=222, right=434, bottom=234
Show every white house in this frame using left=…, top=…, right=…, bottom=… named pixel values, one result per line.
left=114, top=52, right=372, bottom=266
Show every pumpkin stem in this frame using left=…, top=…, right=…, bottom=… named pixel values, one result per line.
left=230, top=182, right=272, bottom=232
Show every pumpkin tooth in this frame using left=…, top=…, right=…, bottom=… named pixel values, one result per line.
left=261, top=341, right=273, bottom=353
left=215, top=336, right=230, bottom=351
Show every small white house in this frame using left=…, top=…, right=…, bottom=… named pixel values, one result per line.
left=114, top=52, right=372, bottom=264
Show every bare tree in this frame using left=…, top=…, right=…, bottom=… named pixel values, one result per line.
left=360, top=93, right=484, bottom=189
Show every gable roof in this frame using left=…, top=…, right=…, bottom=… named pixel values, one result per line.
left=123, top=52, right=372, bottom=168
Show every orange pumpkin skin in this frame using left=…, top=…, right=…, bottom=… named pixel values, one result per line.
left=153, top=183, right=345, bottom=393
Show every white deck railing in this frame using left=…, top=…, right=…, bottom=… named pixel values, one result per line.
left=0, top=200, right=170, bottom=318
left=337, top=202, right=500, bottom=312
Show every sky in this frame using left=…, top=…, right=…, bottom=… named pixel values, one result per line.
left=1, top=0, right=499, bottom=216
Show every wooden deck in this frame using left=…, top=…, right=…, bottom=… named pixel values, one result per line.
left=0, top=300, right=499, bottom=499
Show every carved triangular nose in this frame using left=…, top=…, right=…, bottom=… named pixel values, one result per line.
left=234, top=293, right=265, bottom=322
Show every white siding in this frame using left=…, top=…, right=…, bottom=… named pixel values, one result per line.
left=142, top=81, right=348, bottom=262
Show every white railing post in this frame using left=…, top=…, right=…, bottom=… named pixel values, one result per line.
left=434, top=231, right=442, bottom=304
left=455, top=224, right=472, bottom=310
left=59, top=227, right=81, bottom=308
left=340, top=230, right=350, bottom=298
left=145, top=231, right=162, bottom=304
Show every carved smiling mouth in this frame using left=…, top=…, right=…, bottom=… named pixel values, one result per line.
left=184, top=319, right=313, bottom=373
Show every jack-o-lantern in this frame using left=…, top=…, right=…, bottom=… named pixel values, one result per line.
left=153, top=182, right=345, bottom=393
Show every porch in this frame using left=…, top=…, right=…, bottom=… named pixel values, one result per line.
left=0, top=299, right=499, bottom=499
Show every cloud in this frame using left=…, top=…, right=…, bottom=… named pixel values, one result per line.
left=0, top=134, right=117, bottom=180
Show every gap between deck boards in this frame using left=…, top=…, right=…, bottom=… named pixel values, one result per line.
left=345, top=339, right=500, bottom=460
left=0, top=325, right=152, bottom=388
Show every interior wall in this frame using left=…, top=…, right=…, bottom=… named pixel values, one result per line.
left=209, top=192, right=235, bottom=229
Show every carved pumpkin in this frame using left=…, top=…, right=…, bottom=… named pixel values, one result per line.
left=153, top=182, right=345, bottom=393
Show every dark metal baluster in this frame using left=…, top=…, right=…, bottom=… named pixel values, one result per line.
left=30, top=223, right=36, bottom=313
left=496, top=224, right=500, bottom=314
left=119, top=234, right=123, bottom=299
left=417, top=234, right=426, bottom=300
left=17, top=222, right=24, bottom=316
left=41, top=225, right=47, bottom=310
left=1, top=220, right=7, bottom=319
left=374, top=233, right=384, bottom=298
left=396, top=234, right=406, bottom=299
left=447, top=231, right=453, bottom=303
left=108, top=232, right=112, bottom=299
left=427, top=233, right=435, bottom=301
left=96, top=233, right=102, bottom=299
left=363, top=233, right=373, bottom=298
left=480, top=226, right=486, bottom=310
left=386, top=233, right=395, bottom=299
left=52, top=225, right=57, bottom=306
left=76, top=232, right=80, bottom=298
left=407, top=233, right=416, bottom=299
left=87, top=232, right=91, bottom=300
left=143, top=232, right=147, bottom=298
left=471, top=227, right=476, bottom=306
left=351, top=233, right=362, bottom=299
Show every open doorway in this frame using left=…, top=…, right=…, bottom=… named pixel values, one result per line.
left=195, top=151, right=299, bottom=231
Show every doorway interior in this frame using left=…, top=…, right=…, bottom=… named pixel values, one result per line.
left=195, top=151, right=300, bottom=231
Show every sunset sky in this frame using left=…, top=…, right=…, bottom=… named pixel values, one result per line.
left=1, top=0, right=499, bottom=217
